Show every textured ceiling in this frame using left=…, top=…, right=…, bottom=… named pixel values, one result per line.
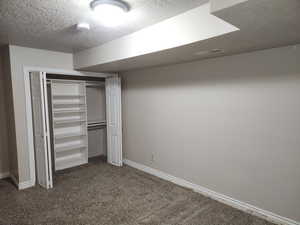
left=0, top=0, right=208, bottom=52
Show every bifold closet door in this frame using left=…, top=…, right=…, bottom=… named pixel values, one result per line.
left=30, top=72, right=53, bottom=189
left=106, top=75, right=122, bottom=166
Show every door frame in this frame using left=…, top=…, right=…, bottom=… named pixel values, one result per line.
left=23, top=66, right=109, bottom=188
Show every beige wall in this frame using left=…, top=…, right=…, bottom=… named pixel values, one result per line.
left=121, top=44, right=300, bottom=222
left=0, top=47, right=10, bottom=176
left=0, top=46, right=18, bottom=180
left=8, top=45, right=73, bottom=183
left=210, top=0, right=248, bottom=13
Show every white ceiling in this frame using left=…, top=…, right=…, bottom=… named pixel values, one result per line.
left=0, top=0, right=208, bottom=52
left=74, top=3, right=239, bottom=69
left=74, top=0, right=300, bottom=72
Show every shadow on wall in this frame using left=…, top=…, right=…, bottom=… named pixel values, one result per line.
left=121, top=45, right=300, bottom=89
left=0, top=48, right=9, bottom=174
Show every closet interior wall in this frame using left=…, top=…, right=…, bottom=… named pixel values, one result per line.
left=86, top=82, right=107, bottom=158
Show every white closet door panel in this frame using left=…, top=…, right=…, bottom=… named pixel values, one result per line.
left=106, top=75, right=122, bottom=166
left=30, top=72, right=53, bottom=189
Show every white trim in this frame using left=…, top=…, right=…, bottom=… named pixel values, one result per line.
left=23, top=66, right=112, bottom=189
left=123, top=159, right=300, bottom=225
left=42, top=72, right=53, bottom=188
left=24, top=68, right=36, bottom=188
left=24, top=67, right=108, bottom=78
left=9, top=172, right=38, bottom=191
left=0, top=172, right=10, bottom=179
left=18, top=179, right=35, bottom=190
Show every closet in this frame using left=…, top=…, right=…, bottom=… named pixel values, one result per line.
left=29, top=71, right=122, bottom=189
left=86, top=82, right=107, bottom=158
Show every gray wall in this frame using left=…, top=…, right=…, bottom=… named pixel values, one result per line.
left=121, top=44, right=300, bottom=222
left=8, top=45, right=73, bottom=183
left=0, top=47, right=9, bottom=177
left=0, top=46, right=18, bottom=180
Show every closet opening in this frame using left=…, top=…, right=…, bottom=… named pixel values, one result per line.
left=29, top=71, right=122, bottom=189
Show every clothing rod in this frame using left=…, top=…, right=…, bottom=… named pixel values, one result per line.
left=88, top=122, right=107, bottom=127
left=88, top=124, right=106, bottom=127
left=88, top=126, right=106, bottom=131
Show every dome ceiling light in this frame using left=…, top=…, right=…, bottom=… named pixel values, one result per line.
left=90, top=0, right=130, bottom=27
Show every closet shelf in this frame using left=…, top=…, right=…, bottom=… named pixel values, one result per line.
left=88, top=120, right=106, bottom=125
left=55, top=153, right=86, bottom=171
left=54, top=119, right=86, bottom=125
left=53, top=102, right=85, bottom=106
left=54, top=132, right=86, bottom=139
left=53, top=95, right=85, bottom=98
left=53, top=109, right=86, bottom=114
left=50, top=79, right=88, bottom=171
left=55, top=144, right=86, bottom=153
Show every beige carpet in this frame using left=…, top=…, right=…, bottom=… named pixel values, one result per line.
left=0, top=158, right=275, bottom=225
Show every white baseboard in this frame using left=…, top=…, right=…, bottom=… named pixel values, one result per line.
left=0, top=171, right=10, bottom=179
left=123, top=159, right=299, bottom=225
left=18, top=179, right=35, bottom=190
left=9, top=174, right=35, bottom=190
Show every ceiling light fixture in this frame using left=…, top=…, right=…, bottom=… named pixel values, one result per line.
left=90, top=0, right=130, bottom=27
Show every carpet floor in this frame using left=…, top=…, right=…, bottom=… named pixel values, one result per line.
left=0, top=158, right=275, bottom=225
